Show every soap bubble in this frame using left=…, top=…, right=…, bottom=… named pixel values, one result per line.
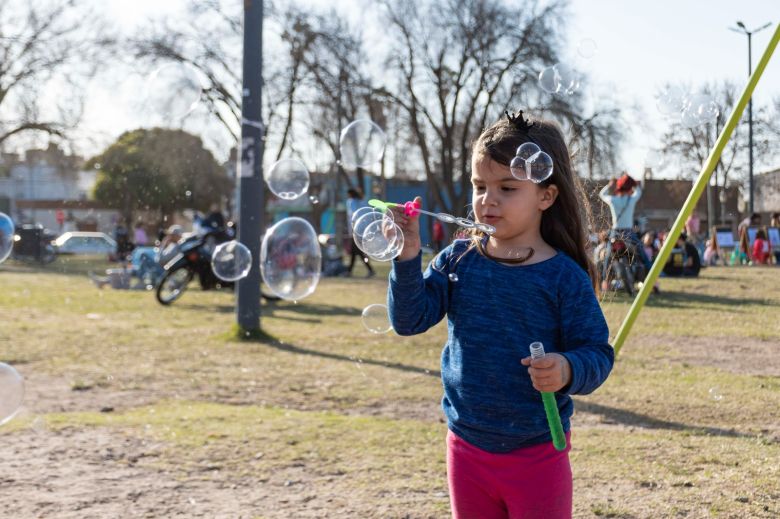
left=362, top=304, right=393, bottom=334
left=144, top=63, right=204, bottom=120
left=352, top=206, right=392, bottom=228
left=368, top=223, right=405, bottom=262
left=266, top=159, right=310, bottom=200
left=511, top=144, right=553, bottom=183
left=538, top=66, right=559, bottom=94
left=0, top=212, right=14, bottom=264
left=0, top=363, right=24, bottom=426
left=515, top=142, right=541, bottom=162
left=360, top=219, right=405, bottom=261
left=211, top=240, right=252, bottom=282
left=353, top=211, right=394, bottom=250
left=475, top=223, right=496, bottom=234
left=455, top=217, right=475, bottom=229
left=681, top=95, right=719, bottom=128
left=577, top=38, right=598, bottom=59
left=539, top=64, right=580, bottom=95
left=260, top=217, right=321, bottom=301
left=526, top=151, right=554, bottom=183
left=656, top=86, right=687, bottom=116
left=554, top=63, right=580, bottom=95
left=339, top=119, right=386, bottom=169
left=708, top=386, right=723, bottom=401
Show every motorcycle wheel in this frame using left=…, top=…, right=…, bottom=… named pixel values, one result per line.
left=617, top=258, right=635, bottom=297
left=156, top=267, right=194, bottom=305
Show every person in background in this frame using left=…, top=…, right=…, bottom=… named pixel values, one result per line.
left=752, top=228, right=771, bottom=265
left=703, top=227, right=724, bottom=266
left=641, top=231, right=657, bottom=263
left=771, top=213, right=780, bottom=265
left=159, top=224, right=184, bottom=265
left=738, top=212, right=761, bottom=236
left=599, top=172, right=654, bottom=291
left=346, top=188, right=375, bottom=278
left=55, top=209, right=65, bottom=231
left=63, top=211, right=78, bottom=233
left=201, top=203, right=226, bottom=231
left=592, top=230, right=609, bottom=271
left=730, top=227, right=750, bottom=265
left=432, top=220, right=446, bottom=252
left=134, top=221, right=148, bottom=246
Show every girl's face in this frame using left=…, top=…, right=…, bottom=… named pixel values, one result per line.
left=471, top=155, right=557, bottom=243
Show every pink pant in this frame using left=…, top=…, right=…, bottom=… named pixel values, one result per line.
left=446, top=430, right=572, bottom=519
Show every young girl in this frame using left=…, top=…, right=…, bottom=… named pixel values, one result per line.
left=387, top=113, right=614, bottom=518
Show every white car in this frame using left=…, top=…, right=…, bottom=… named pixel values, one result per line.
left=53, top=232, right=117, bottom=255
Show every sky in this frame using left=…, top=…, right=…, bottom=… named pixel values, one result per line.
left=37, top=1, right=780, bottom=177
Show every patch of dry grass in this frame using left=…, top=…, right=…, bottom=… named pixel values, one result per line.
left=1, top=259, right=779, bottom=517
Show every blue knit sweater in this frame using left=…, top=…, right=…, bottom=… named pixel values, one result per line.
left=388, top=240, right=614, bottom=453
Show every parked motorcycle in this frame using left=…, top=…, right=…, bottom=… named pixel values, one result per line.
left=604, top=236, right=646, bottom=297
left=155, top=227, right=280, bottom=305
left=12, top=224, right=57, bottom=264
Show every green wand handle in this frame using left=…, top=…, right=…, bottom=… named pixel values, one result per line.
left=530, top=342, right=567, bottom=451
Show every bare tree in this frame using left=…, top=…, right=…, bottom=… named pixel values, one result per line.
left=0, top=0, right=113, bottom=148
left=659, top=81, right=773, bottom=191
left=373, top=0, right=598, bottom=216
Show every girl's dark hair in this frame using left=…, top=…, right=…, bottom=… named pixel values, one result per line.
left=756, top=228, right=767, bottom=241
left=470, top=115, right=599, bottom=290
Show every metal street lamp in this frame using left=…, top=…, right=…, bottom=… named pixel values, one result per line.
left=729, top=20, right=772, bottom=215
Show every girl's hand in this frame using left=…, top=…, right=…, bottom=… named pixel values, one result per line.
left=521, top=353, right=572, bottom=393
left=389, top=196, right=422, bottom=261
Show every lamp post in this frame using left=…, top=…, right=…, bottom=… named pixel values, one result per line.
left=729, top=20, right=772, bottom=215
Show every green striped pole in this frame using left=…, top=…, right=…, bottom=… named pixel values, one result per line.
left=613, top=23, right=780, bottom=357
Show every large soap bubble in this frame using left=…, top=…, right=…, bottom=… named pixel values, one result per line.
left=353, top=210, right=394, bottom=252
left=0, top=212, right=14, bottom=264
left=680, top=94, right=719, bottom=128
left=538, top=64, right=580, bottom=95
left=0, top=363, right=24, bottom=426
left=211, top=240, right=252, bottom=282
left=360, top=219, right=405, bottom=261
left=260, top=217, right=321, bottom=301
left=655, top=86, right=688, bottom=116
left=267, top=159, right=310, bottom=200
left=144, top=62, right=204, bottom=120
left=362, top=304, right=393, bottom=334
left=339, top=119, right=386, bottom=169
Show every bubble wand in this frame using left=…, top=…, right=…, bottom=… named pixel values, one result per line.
left=529, top=342, right=567, bottom=451
left=368, top=199, right=495, bottom=235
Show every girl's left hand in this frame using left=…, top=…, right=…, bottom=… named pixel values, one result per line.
left=521, top=353, right=572, bottom=393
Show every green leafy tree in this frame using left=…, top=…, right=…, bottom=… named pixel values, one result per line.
left=88, top=128, right=232, bottom=224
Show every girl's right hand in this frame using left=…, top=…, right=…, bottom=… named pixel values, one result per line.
left=389, top=196, right=422, bottom=261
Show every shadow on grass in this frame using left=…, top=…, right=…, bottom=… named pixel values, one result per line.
left=645, top=291, right=773, bottom=309
left=262, top=301, right=361, bottom=318
left=232, top=327, right=440, bottom=379
left=575, top=400, right=755, bottom=439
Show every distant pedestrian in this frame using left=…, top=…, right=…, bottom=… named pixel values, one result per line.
left=134, top=221, right=148, bottom=246
left=432, top=220, right=445, bottom=252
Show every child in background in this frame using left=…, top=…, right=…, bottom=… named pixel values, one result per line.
left=388, top=112, right=614, bottom=518
left=752, top=228, right=771, bottom=265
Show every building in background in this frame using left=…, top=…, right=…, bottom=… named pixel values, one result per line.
left=0, top=144, right=118, bottom=234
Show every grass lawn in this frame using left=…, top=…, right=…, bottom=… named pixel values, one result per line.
left=0, top=255, right=779, bottom=518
